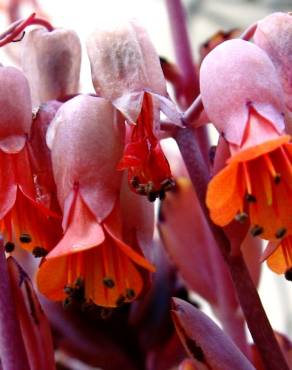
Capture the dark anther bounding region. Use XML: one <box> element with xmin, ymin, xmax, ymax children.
<box><xmin>147</xmin><ymin>192</ymin><xmax>157</xmax><ymax>202</ymax></box>
<box><xmin>234</xmin><ymin>212</ymin><xmax>248</xmax><ymax>223</ymax></box>
<box><xmin>19</xmin><ymin>233</ymin><xmax>32</xmax><ymax>243</ymax></box>
<box><xmin>74</xmin><ymin>277</ymin><xmax>84</xmax><ymax>290</ymax></box>
<box><xmin>64</xmin><ymin>285</ymin><xmax>74</xmax><ymax>295</ymax></box>
<box><xmin>285</xmin><ymin>268</ymin><xmax>292</xmax><ymax>281</ymax></box>
<box><xmin>275</xmin><ymin>227</ymin><xmax>287</xmax><ymax>239</ymax></box>
<box><xmin>159</xmin><ymin>56</ymin><xmax>168</xmax><ymax>65</ymax></box>
<box><xmin>130</xmin><ymin>176</ymin><xmax>140</xmax><ymax>189</ymax></box>
<box><xmin>159</xmin><ymin>190</ymin><xmax>166</xmax><ymax>200</ymax></box>
<box><xmin>245</xmin><ymin>193</ymin><xmax>256</xmax><ymax>203</ymax></box>
<box><xmin>209</xmin><ymin>145</ymin><xmax>217</xmax><ymax>165</ymax></box>
<box><xmin>125</xmin><ymin>288</ymin><xmax>136</xmax><ymax>300</ymax></box>
<box><xmin>102</xmin><ymin>277</ymin><xmax>115</xmax><ymax>289</ymax></box>
<box><xmin>4</xmin><ymin>241</ymin><xmax>15</xmax><ymax>253</ymax></box>
<box><xmin>116</xmin><ymin>295</ymin><xmax>126</xmax><ymax>307</ymax></box>
<box><xmin>250</xmin><ymin>225</ymin><xmax>264</xmax><ymax>237</ymax></box>
<box><xmin>63</xmin><ymin>297</ymin><xmax>72</xmax><ymax>309</ymax></box>
<box><xmin>100</xmin><ymin>308</ymin><xmax>113</xmax><ymax>320</ymax></box>
<box><xmin>274</xmin><ymin>174</ymin><xmax>281</xmax><ymax>184</ymax></box>
<box><xmin>136</xmin><ymin>186</ymin><xmax>147</xmax><ymax>196</ymax></box>
<box><xmin>32</xmin><ymin>246</ymin><xmax>48</xmax><ymax>258</ymax></box>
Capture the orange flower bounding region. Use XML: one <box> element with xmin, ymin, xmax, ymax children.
<box><xmin>38</xmin><ymin>94</ymin><xmax>155</xmax><ymax>307</ymax></box>
<box><xmin>200</xmin><ymin>40</ymin><xmax>292</xmax><ymax>240</ymax></box>
<box><xmin>37</xmin><ymin>189</ymin><xmax>155</xmax><ymax>307</ymax></box>
<box><xmin>0</xmin><ymin>67</ymin><xmax>61</xmax><ymax>254</ymax></box>
<box><xmin>118</xmin><ymin>92</ymin><xmax>174</xmax><ymax>201</ymax></box>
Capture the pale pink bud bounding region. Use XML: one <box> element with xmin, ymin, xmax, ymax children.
<box><xmin>200</xmin><ymin>39</ymin><xmax>285</xmax><ymax>146</ymax></box>
<box><xmin>22</xmin><ymin>28</ymin><xmax>81</xmax><ymax>107</ymax></box>
<box><xmin>254</xmin><ymin>12</ymin><xmax>292</xmax><ymax>112</ymax></box>
<box><xmin>0</xmin><ymin>66</ymin><xmax>32</xmax><ymax>153</ymax></box>
<box><xmin>86</xmin><ymin>19</ymin><xmax>167</xmax><ymax>122</ymax></box>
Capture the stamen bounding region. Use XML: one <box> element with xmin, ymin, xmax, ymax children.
<box><xmin>63</xmin><ymin>297</ymin><xmax>72</xmax><ymax>309</ymax></box>
<box><xmin>242</xmin><ymin>162</ymin><xmax>252</xmax><ymax>195</ymax></box>
<box><xmin>159</xmin><ymin>190</ymin><xmax>166</xmax><ymax>200</ymax></box>
<box><xmin>275</xmin><ymin>227</ymin><xmax>287</xmax><ymax>239</ymax></box>
<box><xmin>147</xmin><ymin>192</ymin><xmax>157</xmax><ymax>202</ymax></box>
<box><xmin>102</xmin><ymin>277</ymin><xmax>115</xmax><ymax>289</ymax></box>
<box><xmin>19</xmin><ymin>233</ymin><xmax>32</xmax><ymax>243</ymax></box>
<box><xmin>245</xmin><ymin>193</ymin><xmax>256</xmax><ymax>203</ymax></box>
<box><xmin>234</xmin><ymin>212</ymin><xmax>248</xmax><ymax>223</ymax></box>
<box><xmin>32</xmin><ymin>246</ymin><xmax>48</xmax><ymax>258</ymax></box>
<box><xmin>161</xmin><ymin>178</ymin><xmax>175</xmax><ymax>191</ymax></box>
<box><xmin>4</xmin><ymin>241</ymin><xmax>15</xmax><ymax>253</ymax></box>
<box><xmin>274</xmin><ymin>174</ymin><xmax>281</xmax><ymax>184</ymax></box>
<box><xmin>285</xmin><ymin>268</ymin><xmax>292</xmax><ymax>281</ymax></box>
<box><xmin>130</xmin><ymin>176</ymin><xmax>140</xmax><ymax>189</ymax></box>
<box><xmin>250</xmin><ymin>225</ymin><xmax>264</xmax><ymax>237</ymax></box>
<box><xmin>125</xmin><ymin>288</ymin><xmax>136</xmax><ymax>300</ymax></box>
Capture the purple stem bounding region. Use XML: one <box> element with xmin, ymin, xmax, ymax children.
<box><xmin>175</xmin><ymin>127</ymin><xmax>290</xmax><ymax>370</ymax></box>
<box><xmin>0</xmin><ymin>242</ymin><xmax>29</xmax><ymax>370</ymax></box>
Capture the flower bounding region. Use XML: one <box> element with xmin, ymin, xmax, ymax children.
<box><xmin>200</xmin><ymin>39</ymin><xmax>292</xmax><ymax>241</ymax></box>
<box><xmin>0</xmin><ymin>66</ymin><xmax>61</xmax><ymax>254</ymax></box>
<box><xmin>37</xmin><ymin>94</ymin><xmax>155</xmax><ymax>307</ymax></box>
<box><xmin>86</xmin><ymin>20</ymin><xmax>179</xmax><ymax>200</ymax></box>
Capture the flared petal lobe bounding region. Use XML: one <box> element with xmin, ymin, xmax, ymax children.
<box><xmin>200</xmin><ymin>39</ymin><xmax>285</xmax><ymax>146</ymax></box>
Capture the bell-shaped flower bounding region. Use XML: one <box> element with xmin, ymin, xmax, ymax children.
<box><xmin>86</xmin><ymin>20</ymin><xmax>179</xmax><ymax>201</ymax></box>
<box><xmin>37</xmin><ymin>94</ymin><xmax>155</xmax><ymax>308</ymax></box>
<box><xmin>200</xmin><ymin>39</ymin><xmax>292</xmax><ymax>241</ymax></box>
<box><xmin>22</xmin><ymin>27</ymin><xmax>81</xmax><ymax>107</ymax></box>
<box><xmin>254</xmin><ymin>13</ymin><xmax>292</xmax><ymax>113</ymax></box>
<box><xmin>0</xmin><ymin>66</ymin><xmax>61</xmax><ymax>254</ymax></box>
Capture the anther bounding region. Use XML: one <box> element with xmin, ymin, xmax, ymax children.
<box><xmin>274</xmin><ymin>174</ymin><xmax>281</xmax><ymax>184</ymax></box>
<box><xmin>275</xmin><ymin>227</ymin><xmax>287</xmax><ymax>239</ymax></box>
<box><xmin>285</xmin><ymin>268</ymin><xmax>292</xmax><ymax>281</ymax></box>
<box><xmin>64</xmin><ymin>285</ymin><xmax>73</xmax><ymax>295</ymax></box>
<box><xmin>4</xmin><ymin>241</ymin><xmax>15</xmax><ymax>253</ymax></box>
<box><xmin>32</xmin><ymin>246</ymin><xmax>48</xmax><ymax>258</ymax></box>
<box><xmin>74</xmin><ymin>277</ymin><xmax>84</xmax><ymax>290</ymax></box>
<box><xmin>102</xmin><ymin>277</ymin><xmax>115</xmax><ymax>289</ymax></box>
<box><xmin>234</xmin><ymin>212</ymin><xmax>248</xmax><ymax>223</ymax></box>
<box><xmin>125</xmin><ymin>288</ymin><xmax>136</xmax><ymax>300</ymax></box>
<box><xmin>116</xmin><ymin>295</ymin><xmax>126</xmax><ymax>307</ymax></box>
<box><xmin>63</xmin><ymin>297</ymin><xmax>72</xmax><ymax>309</ymax></box>
<box><xmin>245</xmin><ymin>194</ymin><xmax>256</xmax><ymax>203</ymax></box>
<box><xmin>130</xmin><ymin>176</ymin><xmax>140</xmax><ymax>189</ymax></box>
<box><xmin>19</xmin><ymin>233</ymin><xmax>32</xmax><ymax>243</ymax></box>
<box><xmin>147</xmin><ymin>192</ymin><xmax>157</xmax><ymax>202</ymax></box>
<box><xmin>159</xmin><ymin>190</ymin><xmax>166</xmax><ymax>200</ymax></box>
<box><xmin>250</xmin><ymin>225</ymin><xmax>264</xmax><ymax>237</ymax></box>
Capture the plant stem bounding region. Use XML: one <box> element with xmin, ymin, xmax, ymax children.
<box><xmin>175</xmin><ymin>127</ymin><xmax>290</xmax><ymax>370</ymax></box>
<box><xmin>0</xmin><ymin>242</ymin><xmax>29</xmax><ymax>370</ymax></box>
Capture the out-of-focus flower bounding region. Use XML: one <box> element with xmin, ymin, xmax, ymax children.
<box><xmin>86</xmin><ymin>20</ymin><xmax>180</xmax><ymax>201</ymax></box>
<box><xmin>37</xmin><ymin>95</ymin><xmax>155</xmax><ymax>308</ymax></box>
<box><xmin>0</xmin><ymin>66</ymin><xmax>61</xmax><ymax>254</ymax></box>
<box><xmin>200</xmin><ymin>39</ymin><xmax>292</xmax><ymax>241</ymax></box>
<box><xmin>21</xmin><ymin>27</ymin><xmax>81</xmax><ymax>107</ymax></box>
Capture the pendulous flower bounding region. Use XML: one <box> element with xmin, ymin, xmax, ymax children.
<box><xmin>37</xmin><ymin>95</ymin><xmax>155</xmax><ymax>308</ymax></box>
<box><xmin>200</xmin><ymin>39</ymin><xmax>292</xmax><ymax>241</ymax></box>
<box><xmin>86</xmin><ymin>20</ymin><xmax>179</xmax><ymax>201</ymax></box>
<box><xmin>0</xmin><ymin>66</ymin><xmax>61</xmax><ymax>254</ymax></box>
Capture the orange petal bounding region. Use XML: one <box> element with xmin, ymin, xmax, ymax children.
<box><xmin>47</xmin><ymin>191</ymin><xmax>104</xmax><ymax>258</ymax></box>
<box><xmin>265</xmin><ymin>236</ymin><xmax>292</xmax><ymax>274</ymax></box>
<box><xmin>206</xmin><ymin>162</ymin><xmax>243</xmax><ymax>226</ymax></box>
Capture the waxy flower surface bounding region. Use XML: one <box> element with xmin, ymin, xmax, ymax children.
<box><xmin>0</xmin><ymin>66</ymin><xmax>61</xmax><ymax>254</ymax></box>
<box><xmin>201</xmin><ymin>39</ymin><xmax>292</xmax><ymax>241</ymax></box>
<box><xmin>37</xmin><ymin>95</ymin><xmax>155</xmax><ymax>307</ymax></box>
<box><xmin>86</xmin><ymin>20</ymin><xmax>177</xmax><ymax>201</ymax></box>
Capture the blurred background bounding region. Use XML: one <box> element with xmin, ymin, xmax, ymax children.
<box><xmin>0</xmin><ymin>0</ymin><xmax>292</xmax><ymax>352</ymax></box>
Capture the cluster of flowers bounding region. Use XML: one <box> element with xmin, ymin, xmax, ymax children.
<box><xmin>0</xmin><ymin>15</ymin><xmax>181</xmax><ymax>308</ymax></box>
